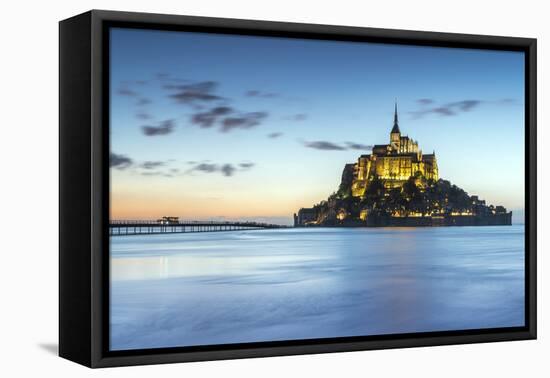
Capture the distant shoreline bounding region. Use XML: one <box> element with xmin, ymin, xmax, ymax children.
<box><xmin>296</xmin><ymin>212</ymin><xmax>512</xmax><ymax>228</ymax></box>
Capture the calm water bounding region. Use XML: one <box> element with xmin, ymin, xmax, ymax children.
<box><xmin>110</xmin><ymin>226</ymin><xmax>525</xmax><ymax>351</ymax></box>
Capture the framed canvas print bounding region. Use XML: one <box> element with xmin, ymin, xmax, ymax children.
<box><xmin>59</xmin><ymin>10</ymin><xmax>537</xmax><ymax>368</ymax></box>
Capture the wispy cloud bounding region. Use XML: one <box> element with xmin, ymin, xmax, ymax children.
<box><xmin>140</xmin><ymin>171</ymin><xmax>174</xmax><ymax>178</ymax></box>
<box><xmin>412</xmin><ymin>100</ymin><xmax>481</xmax><ymax>118</ymax></box>
<box><xmin>267</xmin><ymin>132</ymin><xmax>283</xmax><ymax>139</ymax></box>
<box><xmin>220</xmin><ymin>164</ymin><xmax>236</xmax><ymax>177</ymax></box>
<box><xmin>140</xmin><ymin>161</ymin><xmax>166</xmax><ymax>170</ymax></box>
<box><xmin>450</xmin><ymin>100</ymin><xmax>481</xmax><ymax>112</ymax></box>
<box><xmin>221</xmin><ymin>112</ymin><xmax>268</xmax><ymax>132</ymax></box>
<box><xmin>154</xmin><ymin>80</ymin><xmax>272</xmax><ymax>132</ymax></box>
<box><xmin>191</xmin><ymin>106</ymin><xmax>234</xmax><ymax>128</ymax></box>
<box><xmin>345</xmin><ymin>142</ymin><xmax>373</xmax><ymax>151</ymax></box>
<box><xmin>117</xmin><ymin>77</ymin><xmax>279</xmax><ymax>135</ymax></box>
<box><xmin>284</xmin><ymin>113</ymin><xmax>308</xmax><ymax>121</ymax></box>
<box><xmin>110</xmin><ymin>152</ymin><xmax>133</xmax><ymax>169</ymax></box>
<box><xmin>142</xmin><ymin>119</ymin><xmax>175</xmax><ymax>136</ymax></box>
<box><xmin>410</xmin><ymin>98</ymin><xmax>514</xmax><ymax>119</ymax></box>
<box><xmin>117</xmin><ymin>87</ymin><xmax>138</xmax><ymax>97</ymax></box>
<box><xmin>166</xmin><ymin>81</ymin><xmax>224</xmax><ymax>105</ymax></box>
<box><xmin>239</xmin><ymin>162</ymin><xmax>255</xmax><ymax>169</ymax></box>
<box><xmin>417</xmin><ymin>98</ymin><xmax>434</xmax><ymax>105</ymax></box>
<box><xmin>136</xmin><ymin>97</ymin><xmax>152</xmax><ymax>106</ymax></box>
<box><xmin>186</xmin><ymin>161</ymin><xmax>255</xmax><ymax>177</ymax></box>
<box><xmin>135</xmin><ymin>161</ymin><xmax>185</xmax><ymax>179</ymax></box>
<box><xmin>245</xmin><ymin>90</ymin><xmax>278</xmax><ymax>98</ymax></box>
<box><xmin>303</xmin><ymin>140</ymin><xmax>347</xmax><ymax>151</ymax></box>
<box><xmin>191</xmin><ymin>162</ymin><xmax>218</xmax><ymax>173</ymax></box>
<box><xmin>136</xmin><ymin>112</ymin><xmax>153</xmax><ymax>120</ymax></box>
<box><xmin>302</xmin><ymin>140</ymin><xmax>373</xmax><ymax>152</ymax></box>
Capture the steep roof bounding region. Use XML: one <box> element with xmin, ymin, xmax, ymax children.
<box><xmin>391</xmin><ymin>102</ymin><xmax>400</xmax><ymax>134</ymax></box>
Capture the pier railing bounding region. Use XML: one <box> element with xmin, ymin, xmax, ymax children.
<box><xmin>109</xmin><ymin>220</ymin><xmax>289</xmax><ymax>236</ymax></box>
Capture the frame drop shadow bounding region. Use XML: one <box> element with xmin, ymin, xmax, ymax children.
<box><xmin>38</xmin><ymin>343</ymin><xmax>58</xmax><ymax>355</ymax></box>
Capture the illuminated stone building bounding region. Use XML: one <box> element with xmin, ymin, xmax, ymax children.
<box><xmin>294</xmin><ymin>102</ymin><xmax>512</xmax><ymax>227</ymax></box>
<box><xmin>350</xmin><ymin>103</ymin><xmax>439</xmax><ymax>197</ymax></box>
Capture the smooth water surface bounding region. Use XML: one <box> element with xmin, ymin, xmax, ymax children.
<box><xmin>110</xmin><ymin>226</ymin><xmax>525</xmax><ymax>351</ymax></box>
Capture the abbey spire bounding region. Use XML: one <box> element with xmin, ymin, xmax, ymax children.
<box><xmin>390</xmin><ymin>101</ymin><xmax>402</xmax><ymax>151</ymax></box>
<box><xmin>391</xmin><ymin>101</ymin><xmax>400</xmax><ymax>134</ymax></box>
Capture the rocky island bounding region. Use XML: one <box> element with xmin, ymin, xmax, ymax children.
<box><xmin>294</xmin><ymin>103</ymin><xmax>512</xmax><ymax>227</ymax></box>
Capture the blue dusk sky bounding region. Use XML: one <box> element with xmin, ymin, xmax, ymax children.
<box><xmin>109</xmin><ymin>27</ymin><xmax>525</xmax><ymax>224</ymax></box>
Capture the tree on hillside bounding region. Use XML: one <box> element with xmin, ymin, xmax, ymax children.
<box><xmin>361</xmin><ymin>175</ymin><xmax>385</xmax><ymax>209</ymax></box>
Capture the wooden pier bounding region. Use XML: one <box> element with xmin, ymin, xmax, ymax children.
<box><xmin>109</xmin><ymin>220</ymin><xmax>288</xmax><ymax>236</ymax></box>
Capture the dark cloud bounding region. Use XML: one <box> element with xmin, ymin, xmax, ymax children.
<box><xmin>221</xmin><ymin>112</ymin><xmax>268</xmax><ymax>132</ymax></box>
<box><xmin>345</xmin><ymin>142</ymin><xmax>373</xmax><ymax>151</ymax></box>
<box><xmin>303</xmin><ymin>141</ymin><xmax>347</xmax><ymax>151</ymax></box>
<box><xmin>110</xmin><ymin>153</ymin><xmax>133</xmax><ymax>169</ymax></box>
<box><xmin>221</xmin><ymin>164</ymin><xmax>236</xmax><ymax>177</ymax></box>
<box><xmin>167</xmin><ymin>81</ymin><xmax>223</xmax><ymax>105</ymax></box>
<box><xmin>268</xmin><ymin>132</ymin><xmax>283</xmax><ymax>138</ymax></box>
<box><xmin>211</xmin><ymin>106</ymin><xmax>233</xmax><ymax>115</ymax></box>
<box><xmin>245</xmin><ymin>90</ymin><xmax>278</xmax><ymax>98</ymax></box>
<box><xmin>417</xmin><ymin>98</ymin><xmax>434</xmax><ymax>105</ymax></box>
<box><xmin>117</xmin><ymin>82</ymin><xmax>150</xmax><ymax>108</ymax></box>
<box><xmin>186</xmin><ymin>161</ymin><xmax>255</xmax><ymax>177</ymax></box>
<box><xmin>191</xmin><ymin>106</ymin><xmax>234</xmax><ymax>128</ymax></box>
<box><xmin>239</xmin><ymin>162</ymin><xmax>255</xmax><ymax>169</ymax></box>
<box><xmin>107</xmin><ymin>158</ymin><xmax>177</xmax><ymax>178</ymax></box>
<box><xmin>192</xmin><ymin>163</ymin><xmax>218</xmax><ymax>173</ymax></box>
<box><xmin>302</xmin><ymin>140</ymin><xmax>373</xmax><ymax>152</ymax></box>
<box><xmin>411</xmin><ymin>99</ymin><xmax>483</xmax><ymax>119</ymax></box>
<box><xmin>141</xmin><ymin>161</ymin><xmax>165</xmax><ymax>170</ymax></box>
<box><xmin>432</xmin><ymin>107</ymin><xmax>456</xmax><ymax>116</ymax></box>
<box><xmin>118</xmin><ymin>78</ymin><xmax>275</xmax><ymax>135</ymax></box>
<box><xmin>449</xmin><ymin>100</ymin><xmax>481</xmax><ymax>112</ymax></box>
<box><xmin>142</xmin><ymin>119</ymin><xmax>175</xmax><ymax>136</ymax></box>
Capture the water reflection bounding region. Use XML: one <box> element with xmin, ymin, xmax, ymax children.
<box><xmin>110</xmin><ymin>226</ymin><xmax>525</xmax><ymax>351</ymax></box>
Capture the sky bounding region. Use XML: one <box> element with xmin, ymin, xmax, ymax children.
<box><xmin>109</xmin><ymin>27</ymin><xmax>525</xmax><ymax>225</ymax></box>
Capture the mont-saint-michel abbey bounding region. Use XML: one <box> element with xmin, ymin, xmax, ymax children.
<box><xmin>350</xmin><ymin>104</ymin><xmax>438</xmax><ymax>196</ymax></box>
<box><xmin>295</xmin><ymin>103</ymin><xmax>512</xmax><ymax>227</ymax></box>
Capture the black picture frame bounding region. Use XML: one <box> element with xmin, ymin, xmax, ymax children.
<box><xmin>59</xmin><ymin>9</ymin><xmax>537</xmax><ymax>368</ymax></box>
